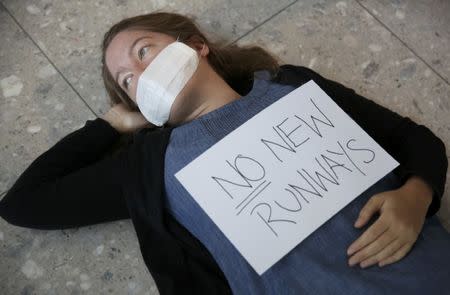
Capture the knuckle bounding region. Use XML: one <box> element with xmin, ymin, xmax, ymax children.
<box><xmin>368</xmin><ymin>196</ymin><xmax>379</xmax><ymax>205</ymax></box>
<box><xmin>386</xmin><ymin>230</ymin><xmax>397</xmax><ymax>240</ymax></box>
<box><xmin>359</xmin><ymin>210</ymin><xmax>369</xmax><ymax>219</ymax></box>
<box><xmin>360</xmin><ymin>206</ymin><xmax>374</xmax><ymax>217</ymax></box>
<box><xmin>375</xmin><ymin>252</ymin><xmax>387</xmax><ymax>262</ymax></box>
<box><xmin>362</xmin><ymin>258</ymin><xmax>374</xmax><ymax>266</ymax></box>
<box><xmin>359</xmin><ymin>250</ymin><xmax>371</xmax><ymax>261</ymax></box>
<box><xmin>371</xmin><ymin>194</ymin><xmax>380</xmax><ymax>200</ymax></box>
<box><xmin>392</xmin><ymin>254</ymin><xmax>402</xmax><ymax>262</ymax></box>
<box><xmin>386</xmin><ymin>256</ymin><xmax>396</xmax><ymax>264</ymax></box>
<box><xmin>353</xmin><ymin>253</ymin><xmax>362</xmax><ymax>261</ymax></box>
<box><xmin>377</xmin><ymin>218</ymin><xmax>388</xmax><ymax>228</ymax></box>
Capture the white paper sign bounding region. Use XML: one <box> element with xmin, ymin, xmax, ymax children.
<box><xmin>175</xmin><ymin>80</ymin><xmax>399</xmax><ymax>275</ymax></box>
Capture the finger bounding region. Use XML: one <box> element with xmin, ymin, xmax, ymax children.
<box><xmin>357</xmin><ymin>238</ymin><xmax>400</xmax><ymax>268</ymax></box>
<box><xmin>354</xmin><ymin>194</ymin><xmax>384</xmax><ymax>228</ymax></box>
<box><xmin>348</xmin><ymin>229</ymin><xmax>395</xmax><ymax>266</ymax></box>
<box><xmin>378</xmin><ymin>243</ymin><xmax>413</xmax><ymax>267</ymax></box>
<box><xmin>347</xmin><ymin>218</ymin><xmax>389</xmax><ymax>256</ymax></box>
<box><xmin>359</xmin><ymin>239</ymin><xmax>404</xmax><ymax>268</ymax></box>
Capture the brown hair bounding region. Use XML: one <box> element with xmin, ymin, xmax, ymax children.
<box><xmin>100</xmin><ymin>10</ymin><xmax>281</xmax><ymax>112</ymax></box>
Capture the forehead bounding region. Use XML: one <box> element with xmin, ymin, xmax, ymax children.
<box><xmin>105</xmin><ymin>30</ymin><xmax>175</xmax><ymax>72</ymax></box>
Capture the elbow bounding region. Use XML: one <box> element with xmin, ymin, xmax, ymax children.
<box><xmin>0</xmin><ymin>197</ymin><xmax>18</xmax><ymax>227</ymax></box>
<box><xmin>416</xmin><ymin>121</ymin><xmax>448</xmax><ymax>162</ymax></box>
<box><xmin>0</xmin><ymin>191</ymin><xmax>21</xmax><ymax>227</ymax></box>
<box><xmin>439</xmin><ymin>136</ymin><xmax>448</xmax><ymax>168</ymax></box>
<box><xmin>441</xmin><ymin>139</ymin><xmax>449</xmax><ymax>178</ymax></box>
<box><xmin>421</xmin><ymin>123</ymin><xmax>448</xmax><ymax>184</ymax></box>
<box><xmin>430</xmin><ymin>126</ymin><xmax>448</xmax><ymax>171</ymax></box>
<box><xmin>0</xmin><ymin>191</ymin><xmax>35</xmax><ymax>228</ymax></box>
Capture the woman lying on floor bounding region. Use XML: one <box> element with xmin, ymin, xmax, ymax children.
<box><xmin>1</xmin><ymin>11</ymin><xmax>449</xmax><ymax>295</ymax></box>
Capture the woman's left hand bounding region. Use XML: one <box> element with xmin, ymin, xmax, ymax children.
<box><xmin>346</xmin><ymin>175</ymin><xmax>433</xmax><ymax>268</ymax></box>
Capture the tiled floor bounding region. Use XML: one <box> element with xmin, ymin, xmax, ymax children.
<box><xmin>0</xmin><ymin>0</ymin><xmax>449</xmax><ymax>294</ymax></box>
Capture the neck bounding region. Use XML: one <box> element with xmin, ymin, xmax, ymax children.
<box><xmin>174</xmin><ymin>66</ymin><xmax>242</xmax><ymax>126</ymax></box>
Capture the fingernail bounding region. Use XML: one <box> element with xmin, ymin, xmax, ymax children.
<box><xmin>347</xmin><ymin>248</ymin><xmax>354</xmax><ymax>255</ymax></box>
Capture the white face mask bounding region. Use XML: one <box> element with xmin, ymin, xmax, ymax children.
<box><xmin>136</xmin><ymin>38</ymin><xmax>204</xmax><ymax>127</ymax></box>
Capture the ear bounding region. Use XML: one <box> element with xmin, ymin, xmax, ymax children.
<box><xmin>198</xmin><ymin>42</ymin><xmax>209</xmax><ymax>57</ymax></box>
<box><xmin>187</xmin><ymin>36</ymin><xmax>209</xmax><ymax>57</ymax></box>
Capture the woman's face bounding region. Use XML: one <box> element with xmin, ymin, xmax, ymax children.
<box><xmin>104</xmin><ymin>29</ymin><xmax>204</xmax><ymax>105</ymax></box>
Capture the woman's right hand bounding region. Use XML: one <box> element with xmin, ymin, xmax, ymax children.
<box><xmin>101</xmin><ymin>103</ymin><xmax>155</xmax><ymax>134</ymax></box>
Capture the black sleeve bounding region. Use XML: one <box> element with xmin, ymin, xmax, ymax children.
<box><xmin>287</xmin><ymin>65</ymin><xmax>448</xmax><ymax>218</ymax></box>
<box><xmin>0</xmin><ymin>117</ymin><xmax>131</xmax><ymax>230</ymax></box>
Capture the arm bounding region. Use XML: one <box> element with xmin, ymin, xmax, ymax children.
<box><xmin>0</xmin><ymin>117</ymin><xmax>131</xmax><ymax>230</ymax></box>
<box><xmin>280</xmin><ymin>64</ymin><xmax>448</xmax><ymax>218</ymax></box>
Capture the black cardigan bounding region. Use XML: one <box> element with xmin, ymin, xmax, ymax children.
<box><xmin>0</xmin><ymin>64</ymin><xmax>448</xmax><ymax>295</ymax></box>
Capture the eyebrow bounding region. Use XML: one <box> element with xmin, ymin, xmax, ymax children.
<box><xmin>114</xmin><ymin>35</ymin><xmax>153</xmax><ymax>85</ymax></box>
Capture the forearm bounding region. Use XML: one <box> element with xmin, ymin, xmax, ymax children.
<box><xmin>0</xmin><ymin>117</ymin><xmax>129</xmax><ymax>229</ymax></box>
<box><xmin>5</xmin><ymin>117</ymin><xmax>120</xmax><ymax>196</ymax></box>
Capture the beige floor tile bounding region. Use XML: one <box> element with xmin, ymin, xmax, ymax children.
<box><xmin>358</xmin><ymin>0</ymin><xmax>450</xmax><ymax>82</ymax></box>
<box><xmin>0</xmin><ymin>8</ymin><xmax>94</xmax><ymax>193</ymax></box>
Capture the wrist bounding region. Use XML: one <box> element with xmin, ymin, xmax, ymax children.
<box><xmin>101</xmin><ymin>111</ymin><xmax>124</xmax><ymax>133</ymax></box>
<box><xmin>401</xmin><ymin>175</ymin><xmax>433</xmax><ymax>207</ymax></box>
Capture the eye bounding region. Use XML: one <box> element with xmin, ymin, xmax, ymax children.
<box><xmin>122</xmin><ymin>75</ymin><xmax>132</xmax><ymax>90</ymax></box>
<box><xmin>138</xmin><ymin>46</ymin><xmax>150</xmax><ymax>60</ymax></box>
